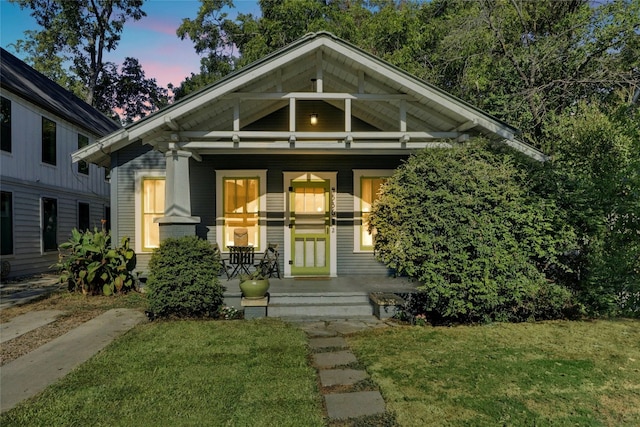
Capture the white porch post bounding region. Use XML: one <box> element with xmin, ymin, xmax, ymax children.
<box><xmin>156</xmin><ymin>143</ymin><xmax>200</xmax><ymax>240</ymax></box>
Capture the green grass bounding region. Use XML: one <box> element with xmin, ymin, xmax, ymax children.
<box><xmin>1</xmin><ymin>319</ymin><xmax>325</xmax><ymax>427</ymax></box>
<box><xmin>348</xmin><ymin>319</ymin><xmax>640</xmax><ymax>427</ymax></box>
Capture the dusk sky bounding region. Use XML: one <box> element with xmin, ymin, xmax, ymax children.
<box><xmin>0</xmin><ymin>0</ymin><xmax>261</xmax><ymax>89</ymax></box>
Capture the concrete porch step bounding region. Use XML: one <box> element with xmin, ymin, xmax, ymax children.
<box><xmin>268</xmin><ymin>302</ymin><xmax>373</xmax><ymax>318</ymax></box>
<box><xmin>271</xmin><ymin>292</ymin><xmax>370</xmax><ymax>305</ymax></box>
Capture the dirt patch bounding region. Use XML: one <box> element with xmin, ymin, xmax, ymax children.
<box><xmin>1</xmin><ymin>289</ymin><xmax>146</xmax><ymax>366</ymax></box>
<box><xmin>1</xmin><ymin>309</ymin><xmax>102</xmax><ymax>366</ymax></box>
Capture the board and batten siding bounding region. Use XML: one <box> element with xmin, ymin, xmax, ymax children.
<box><xmin>0</xmin><ymin>91</ymin><xmax>110</xmax><ymax>196</ymax></box>
<box><xmin>0</xmin><ymin>91</ymin><xmax>111</xmax><ymax>278</ymax></box>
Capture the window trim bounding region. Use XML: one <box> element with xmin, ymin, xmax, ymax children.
<box><xmin>1</xmin><ymin>191</ymin><xmax>14</xmax><ymax>256</ymax></box>
<box><xmin>215</xmin><ymin>170</ymin><xmax>267</xmax><ymax>252</ymax></box>
<box><xmin>134</xmin><ymin>170</ymin><xmax>165</xmax><ymax>253</ymax></box>
<box><xmin>41</xmin><ymin>117</ymin><xmax>57</xmax><ymax>166</ymax></box>
<box><xmin>353</xmin><ymin>170</ymin><xmax>393</xmax><ymax>253</ymax></box>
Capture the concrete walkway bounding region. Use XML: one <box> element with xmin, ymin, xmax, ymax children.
<box><xmin>1</xmin><ymin>308</ymin><xmax>146</xmax><ymax>413</ymax></box>
<box><xmin>294</xmin><ymin>318</ymin><xmax>392</xmax><ymax>422</ymax></box>
<box><xmin>1</xmin><ymin>310</ymin><xmax>64</xmax><ymax>343</ymax></box>
<box><xmin>0</xmin><ymin>274</ymin><xmax>61</xmax><ymax>309</ymax></box>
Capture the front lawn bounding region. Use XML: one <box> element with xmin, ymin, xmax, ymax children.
<box><xmin>1</xmin><ymin>319</ymin><xmax>325</xmax><ymax>427</ymax></box>
<box><xmin>349</xmin><ymin>319</ymin><xmax>640</xmax><ymax>426</ymax></box>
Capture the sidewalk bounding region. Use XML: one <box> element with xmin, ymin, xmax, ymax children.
<box><xmin>1</xmin><ymin>308</ymin><xmax>146</xmax><ymax>412</ymax></box>
<box><xmin>0</xmin><ymin>274</ymin><xmax>62</xmax><ymax>310</ymax></box>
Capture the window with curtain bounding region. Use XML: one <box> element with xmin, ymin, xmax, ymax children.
<box><xmin>360</xmin><ymin>177</ymin><xmax>387</xmax><ymax>249</ymax></box>
<box><xmin>223</xmin><ymin>177</ymin><xmax>259</xmax><ymax>248</ymax></box>
<box><xmin>142</xmin><ymin>178</ymin><xmax>165</xmax><ymax>251</ymax></box>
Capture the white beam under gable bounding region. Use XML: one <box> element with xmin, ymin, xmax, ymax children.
<box><xmin>126</xmin><ymin>37</ymin><xmax>329</xmax><ymax>142</ymax></box>
<box><xmin>80</xmin><ymin>32</ymin><xmax>546</xmax><ymax>164</ymax></box>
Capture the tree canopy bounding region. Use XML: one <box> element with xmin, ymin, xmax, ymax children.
<box><xmin>11</xmin><ymin>0</ymin><xmax>168</xmax><ymax>123</ymax></box>
<box><xmin>175</xmin><ymin>0</ymin><xmax>639</xmax><ymax>149</ymax></box>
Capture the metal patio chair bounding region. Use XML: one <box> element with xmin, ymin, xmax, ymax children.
<box><xmin>255</xmin><ymin>243</ymin><xmax>281</xmax><ymax>279</ymax></box>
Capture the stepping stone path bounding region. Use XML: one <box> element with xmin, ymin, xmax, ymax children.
<box><xmin>299</xmin><ymin>319</ymin><xmax>389</xmax><ymax>422</ymax></box>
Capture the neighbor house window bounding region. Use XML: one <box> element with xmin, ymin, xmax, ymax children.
<box><xmin>42</xmin><ymin>117</ymin><xmax>56</xmax><ymax>165</ymax></box>
<box><xmin>223</xmin><ymin>177</ymin><xmax>260</xmax><ymax>248</ymax></box>
<box><xmin>142</xmin><ymin>177</ymin><xmax>165</xmax><ymax>251</ymax></box>
<box><xmin>1</xmin><ymin>191</ymin><xmax>13</xmax><ymax>255</ymax></box>
<box><xmin>78</xmin><ymin>134</ymin><xmax>89</xmax><ymax>175</ymax></box>
<box><xmin>1</xmin><ymin>96</ymin><xmax>11</xmax><ymax>153</ymax></box>
<box><xmin>78</xmin><ymin>202</ymin><xmax>90</xmax><ymax>231</ymax></box>
<box><xmin>353</xmin><ymin>170</ymin><xmax>392</xmax><ymax>252</ymax></box>
<box><xmin>42</xmin><ymin>197</ymin><xmax>57</xmax><ymax>251</ymax></box>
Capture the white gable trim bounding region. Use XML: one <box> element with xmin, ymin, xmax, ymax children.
<box><xmin>74</xmin><ymin>32</ymin><xmax>547</xmax><ymax>165</ymax></box>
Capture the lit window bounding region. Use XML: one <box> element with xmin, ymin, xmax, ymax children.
<box><xmin>42</xmin><ymin>117</ymin><xmax>56</xmax><ymax>165</ymax></box>
<box><xmin>78</xmin><ymin>134</ymin><xmax>89</xmax><ymax>175</ymax></box>
<box><xmin>42</xmin><ymin>197</ymin><xmax>57</xmax><ymax>251</ymax></box>
<box><xmin>361</xmin><ymin>177</ymin><xmax>386</xmax><ymax>249</ymax></box>
<box><xmin>1</xmin><ymin>96</ymin><xmax>11</xmax><ymax>153</ymax></box>
<box><xmin>223</xmin><ymin>177</ymin><xmax>260</xmax><ymax>248</ymax></box>
<box><xmin>142</xmin><ymin>178</ymin><xmax>165</xmax><ymax>251</ymax></box>
<box><xmin>354</xmin><ymin>170</ymin><xmax>392</xmax><ymax>252</ymax></box>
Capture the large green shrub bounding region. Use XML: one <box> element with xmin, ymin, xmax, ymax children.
<box><xmin>547</xmin><ymin>103</ymin><xmax>640</xmax><ymax>317</ymax></box>
<box><xmin>370</xmin><ymin>142</ymin><xmax>577</xmax><ymax>324</ymax></box>
<box><xmin>146</xmin><ymin>236</ymin><xmax>225</xmax><ymax>319</ymax></box>
<box><xmin>54</xmin><ymin>228</ymin><xmax>137</xmax><ymax>295</ymax></box>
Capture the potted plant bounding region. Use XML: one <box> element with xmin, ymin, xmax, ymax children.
<box><xmin>238</xmin><ymin>269</ymin><xmax>270</xmax><ymax>299</ymax></box>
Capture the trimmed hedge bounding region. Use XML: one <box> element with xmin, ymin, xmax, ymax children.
<box><xmin>146</xmin><ymin>236</ymin><xmax>225</xmax><ymax>318</ymax></box>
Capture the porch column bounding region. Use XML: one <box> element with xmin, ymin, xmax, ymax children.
<box><xmin>156</xmin><ymin>144</ymin><xmax>200</xmax><ymax>240</ymax></box>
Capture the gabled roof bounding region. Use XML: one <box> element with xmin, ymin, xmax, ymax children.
<box><xmin>74</xmin><ymin>32</ymin><xmax>546</xmax><ymax>166</ymax></box>
<box><xmin>0</xmin><ymin>48</ymin><xmax>121</xmax><ymax>137</ymax></box>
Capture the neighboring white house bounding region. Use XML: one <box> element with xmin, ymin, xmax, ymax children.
<box><xmin>1</xmin><ymin>48</ymin><xmax>121</xmax><ymax>279</ymax></box>
<box><xmin>74</xmin><ymin>32</ymin><xmax>545</xmax><ymax>281</ymax></box>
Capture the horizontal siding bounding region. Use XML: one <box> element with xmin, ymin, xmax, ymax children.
<box><xmin>1</xmin><ymin>180</ymin><xmax>109</xmax><ymax>278</ymax></box>
<box><xmin>113</xmin><ymin>142</ymin><xmax>165</xmax><ymax>256</ymax></box>
<box><xmin>114</xmin><ymin>152</ymin><xmax>405</xmax><ymax>277</ymax></box>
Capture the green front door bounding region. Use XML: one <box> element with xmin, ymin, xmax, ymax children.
<box><xmin>290</xmin><ymin>180</ymin><xmax>330</xmax><ymax>276</ymax></box>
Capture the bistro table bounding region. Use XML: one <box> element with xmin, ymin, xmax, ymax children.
<box><xmin>226</xmin><ymin>246</ymin><xmax>255</xmax><ymax>279</ymax></box>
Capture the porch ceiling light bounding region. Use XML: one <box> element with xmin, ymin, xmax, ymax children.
<box><xmin>310</xmin><ymin>113</ymin><xmax>318</xmax><ymax>126</ymax></box>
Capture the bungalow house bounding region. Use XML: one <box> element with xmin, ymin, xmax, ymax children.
<box><xmin>1</xmin><ymin>48</ymin><xmax>120</xmax><ymax>279</ymax></box>
<box><xmin>73</xmin><ymin>32</ymin><xmax>544</xmax><ymax>282</ymax></box>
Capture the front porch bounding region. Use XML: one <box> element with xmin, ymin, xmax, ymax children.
<box><xmin>223</xmin><ymin>275</ymin><xmax>417</xmax><ymax>319</ymax></box>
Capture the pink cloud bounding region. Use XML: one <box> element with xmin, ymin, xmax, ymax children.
<box><xmin>142</xmin><ymin>59</ymin><xmax>199</xmax><ymax>87</ymax></box>
<box><xmin>129</xmin><ymin>16</ymin><xmax>180</xmax><ymax>37</ymax></box>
